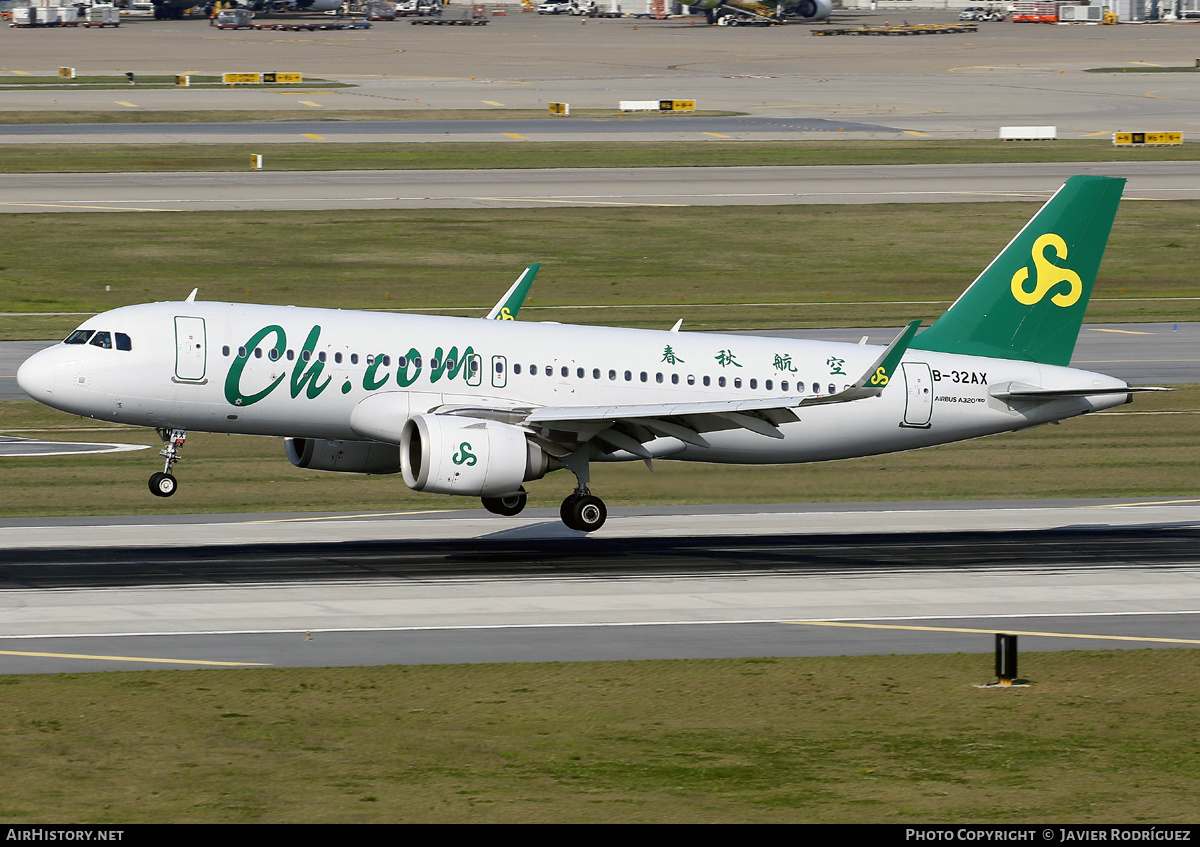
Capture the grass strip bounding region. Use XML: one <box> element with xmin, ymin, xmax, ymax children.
<box><xmin>1</xmin><ymin>202</ymin><xmax>1198</xmax><ymax>340</ymax></box>
<box><xmin>0</xmin><ymin>139</ymin><xmax>1194</xmax><ymax>173</ymax></box>
<box><xmin>2</xmin><ymin>385</ymin><xmax>1197</xmax><ymax>517</ymax></box>
<box><xmin>1</xmin><ymin>651</ymin><xmax>1198</xmax><ymax>822</ymax></box>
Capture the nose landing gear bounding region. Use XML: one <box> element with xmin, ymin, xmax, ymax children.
<box><xmin>149</xmin><ymin>427</ymin><xmax>187</xmax><ymax>498</ymax></box>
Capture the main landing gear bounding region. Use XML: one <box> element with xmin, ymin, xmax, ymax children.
<box><xmin>560</xmin><ymin>490</ymin><xmax>607</xmax><ymax>532</ymax></box>
<box><xmin>481</xmin><ymin>487</ymin><xmax>528</xmax><ymax>517</ymax></box>
<box><xmin>477</xmin><ymin>458</ymin><xmax>609</xmax><ymax>532</ymax></box>
<box><xmin>149</xmin><ymin>427</ymin><xmax>186</xmax><ymax>498</ymax></box>
<box><xmin>559</xmin><ymin>451</ymin><xmax>606</xmax><ymax>532</ymax></box>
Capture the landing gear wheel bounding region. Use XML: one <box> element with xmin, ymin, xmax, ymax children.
<box><xmin>148</xmin><ymin>472</ymin><xmax>177</xmax><ymax>498</ymax></box>
<box><xmin>560</xmin><ymin>492</ymin><xmax>581</xmax><ymax>526</ymax></box>
<box><xmin>482</xmin><ymin>487</ymin><xmax>527</xmax><ymax>517</ymax></box>
<box><xmin>564</xmin><ymin>494</ymin><xmax>606</xmax><ymax>532</ymax></box>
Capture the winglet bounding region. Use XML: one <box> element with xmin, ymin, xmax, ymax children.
<box><xmin>185</xmin><ymin>288</ymin><xmax>198</xmax><ymax>303</ymax></box>
<box><xmin>485</xmin><ymin>263</ymin><xmax>540</xmax><ymax>321</ymax></box>
<box><xmin>797</xmin><ymin>321</ymin><xmax>921</xmax><ymax>407</ymax></box>
<box><xmin>853</xmin><ymin>320</ymin><xmax>921</xmax><ymax>393</ymax></box>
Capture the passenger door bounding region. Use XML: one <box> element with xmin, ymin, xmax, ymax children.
<box><xmin>174</xmin><ymin>316</ymin><xmax>207</xmax><ymax>382</ymax></box>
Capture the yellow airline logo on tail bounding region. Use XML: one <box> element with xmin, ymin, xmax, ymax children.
<box><xmin>1010</xmin><ymin>233</ymin><xmax>1083</xmax><ymax>308</ymax></box>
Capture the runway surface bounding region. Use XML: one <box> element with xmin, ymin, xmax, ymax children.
<box><xmin>4</xmin><ymin>161</ymin><xmax>1200</xmax><ymax>213</ymax></box>
<box><xmin>2</xmin><ymin>501</ymin><xmax>1200</xmax><ymax>673</ymax></box>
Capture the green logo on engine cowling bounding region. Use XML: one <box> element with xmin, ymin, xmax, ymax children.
<box><xmin>225</xmin><ymin>324</ymin><xmax>475</xmax><ymax>407</ymax></box>
<box><xmin>451</xmin><ymin>442</ymin><xmax>476</xmax><ymax>466</ymax></box>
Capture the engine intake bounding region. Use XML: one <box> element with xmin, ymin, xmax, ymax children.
<box><xmin>285</xmin><ymin>437</ymin><xmax>401</xmax><ymax>474</ymax></box>
<box><xmin>400</xmin><ymin>414</ymin><xmax>556</xmax><ymax>496</ymax></box>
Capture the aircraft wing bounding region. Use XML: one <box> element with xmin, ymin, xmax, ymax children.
<box><xmin>506</xmin><ymin>321</ymin><xmax>922</xmax><ymax>458</ymax></box>
<box><xmin>484</xmin><ymin>263</ymin><xmax>539</xmax><ymax>321</ymax></box>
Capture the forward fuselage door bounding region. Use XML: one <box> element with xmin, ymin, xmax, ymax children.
<box><xmin>901</xmin><ymin>362</ymin><xmax>933</xmax><ymax>428</ymax></box>
<box><xmin>174</xmin><ymin>316</ymin><xmax>207</xmax><ymax>382</ymax></box>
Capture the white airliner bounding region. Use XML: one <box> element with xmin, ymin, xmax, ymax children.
<box><xmin>18</xmin><ymin>176</ymin><xmax>1155</xmax><ymax>532</ymax></box>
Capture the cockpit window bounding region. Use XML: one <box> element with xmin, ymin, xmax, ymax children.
<box><xmin>89</xmin><ymin>331</ymin><xmax>113</xmax><ymax>349</ymax></box>
<box><xmin>115</xmin><ymin>333</ymin><xmax>132</xmax><ymax>351</ymax></box>
<box><xmin>64</xmin><ymin>330</ymin><xmax>94</xmax><ymax>345</ymax></box>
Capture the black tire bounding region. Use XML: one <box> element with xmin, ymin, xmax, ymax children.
<box><xmin>568</xmin><ymin>494</ymin><xmax>606</xmax><ymax>532</ymax></box>
<box><xmin>560</xmin><ymin>493</ymin><xmax>581</xmax><ymax>528</ymax></box>
<box><xmin>482</xmin><ymin>487</ymin><xmax>527</xmax><ymax>517</ymax></box>
<box><xmin>149</xmin><ymin>472</ymin><xmax>177</xmax><ymax>498</ymax></box>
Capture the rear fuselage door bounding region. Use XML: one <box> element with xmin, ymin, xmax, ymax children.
<box><xmin>174</xmin><ymin>316</ymin><xmax>207</xmax><ymax>382</ymax></box>
<box><xmin>901</xmin><ymin>362</ymin><xmax>933</xmax><ymax>428</ymax></box>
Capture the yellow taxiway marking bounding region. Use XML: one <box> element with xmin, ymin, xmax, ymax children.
<box><xmin>704</xmin><ymin>132</ymin><xmax>732</xmax><ymax>138</ymax></box>
<box><xmin>1089</xmin><ymin>327</ymin><xmax>1152</xmax><ymax>335</ymax></box>
<box><xmin>1088</xmin><ymin>498</ymin><xmax>1200</xmax><ymax>508</ymax></box>
<box><xmin>0</xmin><ymin>202</ymin><xmax>178</xmax><ymax>212</ymax></box>
<box><xmin>503</xmin><ymin>132</ymin><xmax>528</xmax><ymax>140</ymax></box>
<box><xmin>1083</xmin><ymin>131</ymin><xmax>1114</xmax><ymax>137</ymax></box>
<box><xmin>244</xmin><ymin>510</ymin><xmax>453</xmax><ymax>524</ymax></box>
<box><xmin>11</xmin><ymin>71</ymin><xmax>32</xmax><ymax>76</ymax></box>
<box><xmin>788</xmin><ymin>621</ymin><xmax>1200</xmax><ymax>645</ymax></box>
<box><xmin>903</xmin><ymin>130</ymin><xmax>930</xmax><ymax>137</ymax></box>
<box><xmin>298</xmin><ymin>100</ymin><xmax>322</xmax><ymax>107</ymax></box>
<box><xmin>114</xmin><ymin>101</ymin><xmax>138</xmax><ymax>108</ymax></box>
<box><xmin>476</xmin><ymin>197</ymin><xmax>685</xmax><ymax>207</ymax></box>
<box><xmin>482</xmin><ymin>100</ymin><xmax>505</xmax><ymax>106</ymax></box>
<box><xmin>302</xmin><ymin>133</ymin><xmax>326</xmax><ymax>140</ymax></box>
<box><xmin>0</xmin><ymin>650</ymin><xmax>267</xmax><ymax>667</ymax></box>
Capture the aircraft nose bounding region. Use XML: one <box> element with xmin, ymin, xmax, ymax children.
<box><xmin>16</xmin><ymin>348</ymin><xmax>57</xmax><ymax>399</ymax></box>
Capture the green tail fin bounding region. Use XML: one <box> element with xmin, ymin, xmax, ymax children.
<box><xmin>911</xmin><ymin>175</ymin><xmax>1125</xmax><ymax>367</ymax></box>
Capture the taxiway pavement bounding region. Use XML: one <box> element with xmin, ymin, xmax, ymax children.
<box><xmin>3</xmin><ymin>162</ymin><xmax>1200</xmax><ymax>213</ymax></box>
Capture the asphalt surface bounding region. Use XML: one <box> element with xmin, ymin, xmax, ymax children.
<box><xmin>2</xmin><ymin>504</ymin><xmax>1200</xmax><ymax>673</ymax></box>
<box><xmin>4</xmin><ymin>161</ymin><xmax>1200</xmax><ymax>212</ymax></box>
<box><xmin>3</xmin><ymin>15</ymin><xmax>1200</xmax><ymax>139</ymax></box>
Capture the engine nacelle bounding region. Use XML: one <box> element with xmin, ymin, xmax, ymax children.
<box><xmin>400</xmin><ymin>415</ymin><xmax>556</xmax><ymax>497</ymax></box>
<box><xmin>285</xmin><ymin>437</ymin><xmax>401</xmax><ymax>474</ymax></box>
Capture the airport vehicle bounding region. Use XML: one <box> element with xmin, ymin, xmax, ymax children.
<box><xmin>214</xmin><ymin>7</ymin><xmax>253</xmax><ymax>26</ymax></box>
<box><xmin>685</xmin><ymin>0</ymin><xmax>832</xmax><ymax>24</ymax></box>
<box><xmin>364</xmin><ymin>0</ymin><xmax>395</xmax><ymax>18</ymax></box>
<box><xmin>394</xmin><ymin>0</ymin><xmax>442</xmax><ymax>15</ymax></box>
<box><xmin>537</xmin><ymin>0</ymin><xmax>571</xmax><ymax>12</ymax></box>
<box><xmin>151</xmin><ymin>0</ymin><xmax>343</xmax><ymax>20</ymax></box>
<box><xmin>959</xmin><ymin>5</ymin><xmax>1005</xmax><ymax>20</ymax></box>
<box><xmin>18</xmin><ymin>177</ymin><xmax>1153</xmax><ymax>533</ymax></box>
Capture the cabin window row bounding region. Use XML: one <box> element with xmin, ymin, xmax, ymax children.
<box><xmin>506</xmin><ymin>362</ymin><xmax>838</xmax><ymax>395</ymax></box>
<box><xmin>220</xmin><ymin>346</ymin><xmax>478</xmax><ymax>374</ymax></box>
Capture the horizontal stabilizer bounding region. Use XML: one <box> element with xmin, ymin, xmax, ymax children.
<box><xmin>989</xmin><ymin>382</ymin><xmax>1170</xmax><ymax>401</ymax></box>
